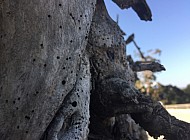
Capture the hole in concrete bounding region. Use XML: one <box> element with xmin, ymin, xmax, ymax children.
<box><xmin>57</xmin><ymin>56</ymin><xmax>60</xmax><ymax>59</ymax></box>
<box><xmin>48</xmin><ymin>15</ymin><xmax>51</xmax><ymax>18</ymax></box>
<box><xmin>59</xmin><ymin>4</ymin><xmax>62</xmax><ymax>6</ymax></box>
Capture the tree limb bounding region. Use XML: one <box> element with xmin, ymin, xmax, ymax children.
<box><xmin>132</xmin><ymin>61</ymin><xmax>166</xmax><ymax>72</ymax></box>
<box><xmin>112</xmin><ymin>0</ymin><xmax>152</xmax><ymax>21</ymax></box>
<box><xmin>88</xmin><ymin>1</ymin><xmax>190</xmax><ymax>140</ymax></box>
<box><xmin>95</xmin><ymin>77</ymin><xmax>190</xmax><ymax>139</ymax></box>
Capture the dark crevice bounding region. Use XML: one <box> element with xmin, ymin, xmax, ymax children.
<box><xmin>62</xmin><ymin>80</ymin><xmax>66</xmax><ymax>85</ymax></box>
<box><xmin>72</xmin><ymin>101</ymin><xmax>77</xmax><ymax>107</ymax></box>
<box><xmin>25</xmin><ymin>116</ymin><xmax>30</xmax><ymax>120</ymax></box>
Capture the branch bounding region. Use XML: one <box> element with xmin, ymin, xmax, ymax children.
<box><xmin>131</xmin><ymin>104</ymin><xmax>190</xmax><ymax>139</ymax></box>
<box><xmin>112</xmin><ymin>0</ymin><xmax>152</xmax><ymax>21</ymax></box>
<box><xmin>93</xmin><ymin>77</ymin><xmax>190</xmax><ymax>140</ymax></box>
<box><xmin>132</xmin><ymin>61</ymin><xmax>166</xmax><ymax>72</ymax></box>
<box><xmin>132</xmin><ymin>40</ymin><xmax>146</xmax><ymax>60</ymax></box>
<box><xmin>127</xmin><ymin>55</ymin><xmax>165</xmax><ymax>72</ymax></box>
<box><xmin>126</xmin><ymin>34</ymin><xmax>146</xmax><ymax>60</ymax></box>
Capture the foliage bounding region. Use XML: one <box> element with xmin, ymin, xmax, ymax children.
<box><xmin>157</xmin><ymin>84</ymin><xmax>190</xmax><ymax>104</ymax></box>
<box><xmin>136</xmin><ymin>82</ymin><xmax>190</xmax><ymax>104</ymax></box>
<box><xmin>129</xmin><ymin>41</ymin><xmax>190</xmax><ymax>105</ymax></box>
<box><xmin>133</xmin><ymin>47</ymin><xmax>162</xmax><ymax>97</ymax></box>
<box><xmin>183</xmin><ymin>84</ymin><xmax>190</xmax><ymax>94</ymax></box>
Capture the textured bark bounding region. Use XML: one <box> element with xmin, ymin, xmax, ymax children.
<box><xmin>88</xmin><ymin>0</ymin><xmax>190</xmax><ymax>140</ymax></box>
<box><xmin>1</xmin><ymin>0</ymin><xmax>190</xmax><ymax>140</ymax></box>
<box><xmin>131</xmin><ymin>103</ymin><xmax>190</xmax><ymax>140</ymax></box>
<box><xmin>112</xmin><ymin>0</ymin><xmax>152</xmax><ymax>21</ymax></box>
<box><xmin>42</xmin><ymin>54</ymin><xmax>91</xmax><ymax>140</ymax></box>
<box><xmin>0</xmin><ymin>0</ymin><xmax>96</xmax><ymax>139</ymax></box>
<box><xmin>87</xmin><ymin>0</ymin><xmax>146</xmax><ymax>139</ymax></box>
<box><xmin>130</xmin><ymin>61</ymin><xmax>166</xmax><ymax>72</ymax></box>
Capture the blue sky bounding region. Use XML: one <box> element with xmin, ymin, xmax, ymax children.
<box><xmin>105</xmin><ymin>0</ymin><xmax>190</xmax><ymax>88</ymax></box>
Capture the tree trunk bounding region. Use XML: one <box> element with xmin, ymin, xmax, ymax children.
<box><xmin>0</xmin><ymin>0</ymin><xmax>96</xmax><ymax>139</ymax></box>
<box><xmin>1</xmin><ymin>0</ymin><xmax>190</xmax><ymax>140</ymax></box>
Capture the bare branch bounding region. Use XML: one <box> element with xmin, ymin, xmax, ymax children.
<box><xmin>98</xmin><ymin>78</ymin><xmax>190</xmax><ymax>140</ymax></box>
<box><xmin>126</xmin><ymin>34</ymin><xmax>146</xmax><ymax>60</ymax></box>
<box><xmin>132</xmin><ymin>61</ymin><xmax>166</xmax><ymax>72</ymax></box>
<box><xmin>112</xmin><ymin>0</ymin><xmax>152</xmax><ymax>21</ymax></box>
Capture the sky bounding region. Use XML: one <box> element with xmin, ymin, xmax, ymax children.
<box><xmin>105</xmin><ymin>0</ymin><xmax>190</xmax><ymax>88</ymax></box>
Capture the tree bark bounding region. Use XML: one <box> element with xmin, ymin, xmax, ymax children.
<box><xmin>88</xmin><ymin>0</ymin><xmax>190</xmax><ymax>140</ymax></box>
<box><xmin>1</xmin><ymin>0</ymin><xmax>190</xmax><ymax>140</ymax></box>
<box><xmin>0</xmin><ymin>0</ymin><xmax>96</xmax><ymax>139</ymax></box>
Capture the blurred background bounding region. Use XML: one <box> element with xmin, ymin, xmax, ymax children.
<box><xmin>105</xmin><ymin>0</ymin><xmax>190</xmax><ymax>139</ymax></box>
<box><xmin>105</xmin><ymin>0</ymin><xmax>190</xmax><ymax>103</ymax></box>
